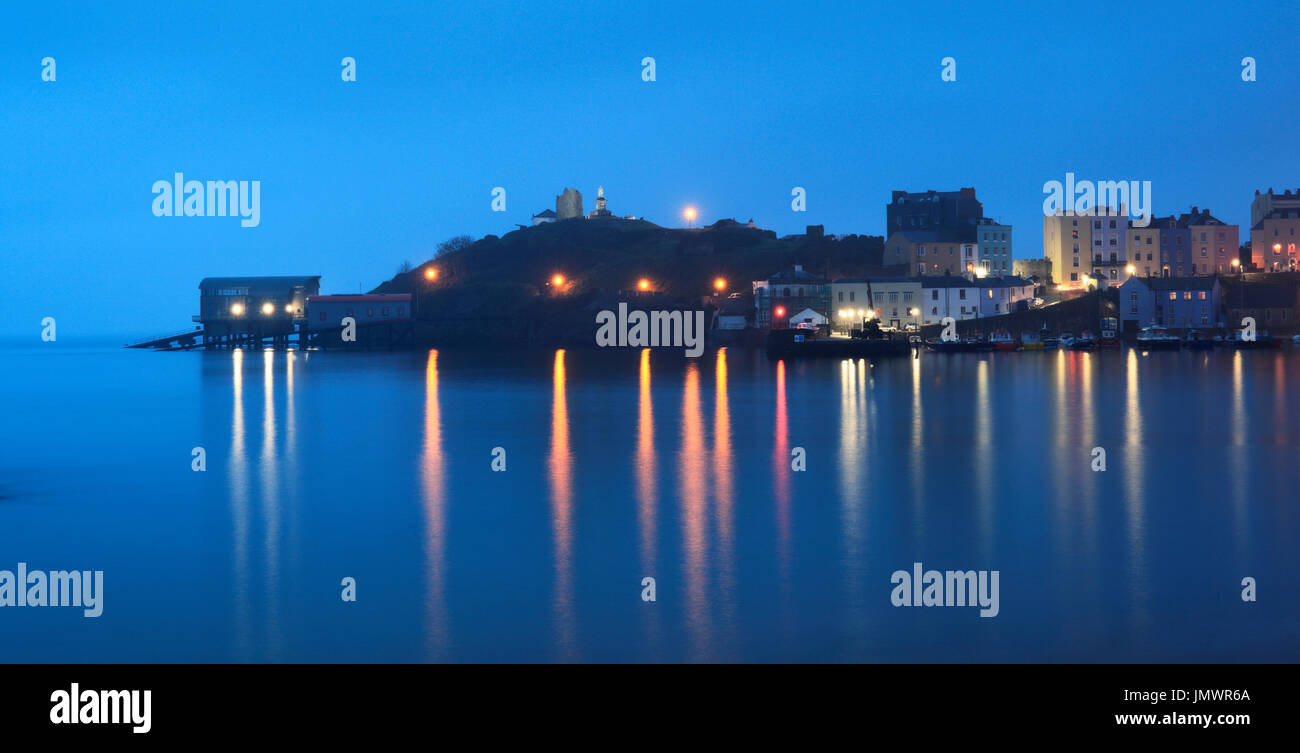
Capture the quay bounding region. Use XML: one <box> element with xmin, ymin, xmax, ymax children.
<box><xmin>126</xmin><ymin>276</ymin><xmax>415</xmax><ymax>351</ymax></box>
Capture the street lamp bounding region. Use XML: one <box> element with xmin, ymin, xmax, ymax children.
<box><xmin>425</xmin><ymin>268</ymin><xmax>438</xmax><ymax>281</ymax></box>
<box><xmin>1126</xmin><ymin>264</ymin><xmax>1135</xmax><ymax>276</ymax></box>
<box><xmin>638</xmin><ymin>278</ymin><xmax>650</xmax><ymax>291</ymax></box>
<box><xmin>552</xmin><ymin>274</ymin><xmax>565</xmax><ymax>286</ymax></box>
<box><xmin>714</xmin><ymin>277</ymin><xmax>726</xmax><ymax>292</ymax></box>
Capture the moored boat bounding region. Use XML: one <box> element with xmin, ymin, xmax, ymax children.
<box><xmin>990</xmin><ymin>329</ymin><xmax>1018</xmax><ymax>352</ymax></box>
<box><xmin>766</xmin><ymin>327</ymin><xmax>910</xmax><ymax>359</ymax></box>
<box><xmin>1020</xmin><ymin>331</ymin><xmax>1044</xmax><ymax>351</ymax></box>
<box><xmin>1183</xmin><ymin>329</ymin><xmax>1215</xmax><ymax>350</ymax></box>
<box><xmin>1136</xmin><ymin>324</ymin><xmax>1181</xmax><ymax>350</ymax></box>
<box><xmin>1069</xmin><ymin>330</ymin><xmax>1097</xmax><ymax>350</ymax></box>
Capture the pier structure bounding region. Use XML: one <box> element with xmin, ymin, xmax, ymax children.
<box><xmin>126</xmin><ymin>276</ymin><xmax>416</xmax><ymax>351</ymax></box>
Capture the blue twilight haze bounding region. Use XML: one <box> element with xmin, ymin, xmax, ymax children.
<box><xmin>2</xmin><ymin>0</ymin><xmax>1297</xmax><ymax>336</ymax></box>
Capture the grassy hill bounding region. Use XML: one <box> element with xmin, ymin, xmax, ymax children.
<box><xmin>370</xmin><ymin>217</ymin><xmax>896</xmax><ymax>344</ymax></box>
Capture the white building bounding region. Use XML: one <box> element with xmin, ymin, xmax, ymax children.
<box><xmin>920</xmin><ymin>276</ymin><xmax>982</xmax><ymax>325</ymax></box>
<box><xmin>831</xmin><ymin>277</ymin><xmax>924</xmax><ymax>330</ymax></box>
<box><xmin>975</xmin><ymin>277</ymin><xmax>1035</xmax><ymax>318</ymax></box>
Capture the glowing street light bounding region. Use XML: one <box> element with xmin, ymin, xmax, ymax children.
<box><xmin>261</xmin><ymin>302</ymin><xmax>274</xmax><ymax>315</ymax></box>
<box><xmin>552</xmin><ymin>274</ymin><xmax>566</xmax><ymax>286</ymax></box>
<box><xmin>684</xmin><ymin>207</ymin><xmax>697</xmax><ymax>227</ymax></box>
<box><xmin>1126</xmin><ymin>264</ymin><xmax>1136</xmax><ymax>276</ymax></box>
<box><xmin>774</xmin><ymin>306</ymin><xmax>786</xmax><ymax>318</ymax></box>
<box><xmin>230</xmin><ymin>303</ymin><xmax>244</xmax><ymax>316</ymax></box>
<box><xmin>714</xmin><ymin>277</ymin><xmax>726</xmax><ymax>292</ymax></box>
<box><xmin>425</xmin><ymin>267</ymin><xmax>439</xmax><ymax>280</ymax></box>
<box><xmin>638</xmin><ymin>278</ymin><xmax>650</xmax><ymax>291</ymax></box>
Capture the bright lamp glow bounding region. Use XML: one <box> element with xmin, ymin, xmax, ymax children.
<box><xmin>552</xmin><ymin>274</ymin><xmax>565</xmax><ymax>286</ymax></box>
<box><xmin>714</xmin><ymin>277</ymin><xmax>726</xmax><ymax>291</ymax></box>
<box><xmin>425</xmin><ymin>268</ymin><xmax>438</xmax><ymax>280</ymax></box>
<box><xmin>638</xmin><ymin>279</ymin><xmax>650</xmax><ymax>291</ymax></box>
<box><xmin>230</xmin><ymin>303</ymin><xmax>244</xmax><ymax>316</ymax></box>
<box><xmin>261</xmin><ymin>302</ymin><xmax>274</xmax><ymax>315</ymax></box>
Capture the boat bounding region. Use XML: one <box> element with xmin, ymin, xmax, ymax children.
<box><xmin>1058</xmin><ymin>331</ymin><xmax>1075</xmax><ymax>348</ymax></box>
<box><xmin>1136</xmin><ymin>324</ymin><xmax>1181</xmax><ymax>350</ymax></box>
<box><xmin>766</xmin><ymin>326</ymin><xmax>910</xmax><ymax>359</ymax></box>
<box><xmin>1069</xmin><ymin>330</ymin><xmax>1097</xmax><ymax>350</ymax></box>
<box><xmin>1020</xmin><ymin>331</ymin><xmax>1044</xmax><ymax>351</ymax></box>
<box><xmin>1183</xmin><ymin>329</ymin><xmax>1216</xmax><ymax>350</ymax></box>
<box><xmin>990</xmin><ymin>329</ymin><xmax>1018</xmax><ymax>352</ymax></box>
<box><xmin>924</xmin><ymin>337</ymin><xmax>973</xmax><ymax>353</ymax></box>
<box><xmin>1228</xmin><ymin>330</ymin><xmax>1284</xmax><ymax>349</ymax></box>
<box><xmin>1039</xmin><ymin>327</ymin><xmax>1061</xmax><ymax>350</ymax></box>
<box><xmin>1096</xmin><ymin>318</ymin><xmax>1121</xmax><ymax>349</ymax></box>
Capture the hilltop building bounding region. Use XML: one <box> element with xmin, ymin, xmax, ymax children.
<box><xmin>531</xmin><ymin>209</ymin><xmax>556</xmax><ymax>225</ymax></box>
<box><xmin>1250</xmin><ymin>188</ymin><xmax>1300</xmax><ymax>271</ymax></box>
<box><xmin>587</xmin><ymin>186</ymin><xmax>612</xmax><ymax>218</ymax></box>
<box><xmin>975</xmin><ymin>217</ymin><xmax>1012</xmax><ymax>276</ymax></box>
<box><xmin>884</xmin><ymin>230</ymin><xmax>977</xmax><ymax>276</ymax></box>
<box><xmin>886</xmin><ymin>187</ymin><xmax>983</xmax><ymax>240</ymax></box>
<box><xmin>1044</xmin><ymin>207</ymin><xmax>1137</xmax><ymax>288</ymax></box>
<box><xmin>556</xmin><ymin>188</ymin><xmax>583</xmax><ymax>220</ymax></box>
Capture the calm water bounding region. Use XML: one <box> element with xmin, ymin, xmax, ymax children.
<box><xmin>1</xmin><ymin>341</ymin><xmax>1298</xmax><ymax>663</ymax></box>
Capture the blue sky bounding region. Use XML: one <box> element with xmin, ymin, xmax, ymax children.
<box><xmin>3</xmin><ymin>0</ymin><xmax>1298</xmax><ymax>337</ymax></box>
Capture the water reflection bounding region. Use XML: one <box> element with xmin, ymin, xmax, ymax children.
<box><xmin>974</xmin><ymin>359</ymin><xmax>992</xmax><ymax>556</ymax></box>
<box><xmin>712</xmin><ymin>348</ymin><xmax>737</xmax><ymax>654</ymax></box>
<box><xmin>548</xmin><ymin>349</ymin><xmax>576</xmax><ymax>660</ymax></box>
<box><xmin>679</xmin><ymin>362</ymin><xmax>711</xmax><ymax>660</ymax></box>
<box><xmin>421</xmin><ymin>350</ymin><xmax>448</xmax><ymax>659</ymax></box>
<box><xmin>229</xmin><ymin>348</ymin><xmax>250</xmax><ymax>658</ymax></box>
<box><xmin>1123</xmin><ymin>348</ymin><xmax>1148</xmax><ymax>628</ymax></box>
<box><xmin>773</xmin><ymin>360</ymin><xmax>792</xmax><ymax>585</ymax></box>
<box><xmin>839</xmin><ymin>358</ymin><xmax>868</xmax><ymax>648</ymax></box>
<box><xmin>260</xmin><ymin>350</ymin><xmax>281</xmax><ymax>658</ymax></box>
<box><xmin>1229</xmin><ymin>351</ymin><xmax>1248</xmax><ymax>554</ymax></box>
<box><xmin>910</xmin><ymin>355</ymin><xmax>925</xmax><ymax>538</ymax></box>
<box><xmin>635</xmin><ymin>349</ymin><xmax>659</xmax><ymax>652</ymax></box>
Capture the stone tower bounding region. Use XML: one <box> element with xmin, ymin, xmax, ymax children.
<box><xmin>556</xmin><ymin>188</ymin><xmax>583</xmax><ymax>220</ymax></box>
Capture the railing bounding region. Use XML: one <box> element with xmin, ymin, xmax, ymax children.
<box><xmin>126</xmin><ymin>326</ymin><xmax>203</xmax><ymax>347</ymax></box>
